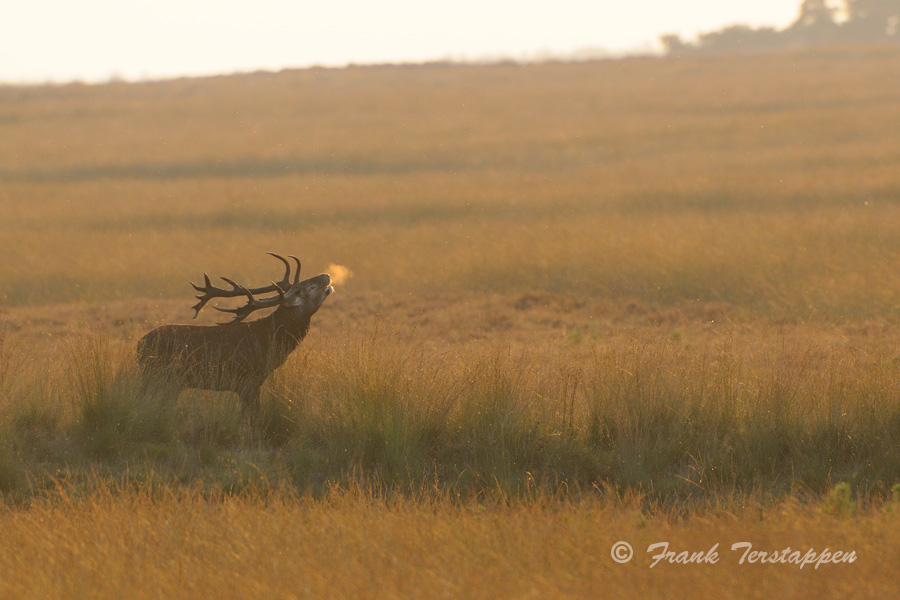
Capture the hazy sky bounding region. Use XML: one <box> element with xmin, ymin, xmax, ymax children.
<box><xmin>3</xmin><ymin>0</ymin><xmax>802</xmax><ymax>83</ymax></box>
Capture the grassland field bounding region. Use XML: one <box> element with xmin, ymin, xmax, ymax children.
<box><xmin>1</xmin><ymin>45</ymin><xmax>900</xmax><ymax>597</ymax></box>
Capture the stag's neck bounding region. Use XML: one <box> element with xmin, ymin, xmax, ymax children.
<box><xmin>239</xmin><ymin>308</ymin><xmax>312</xmax><ymax>371</ymax></box>
<box><xmin>268</xmin><ymin>307</ymin><xmax>312</xmax><ymax>343</ymax></box>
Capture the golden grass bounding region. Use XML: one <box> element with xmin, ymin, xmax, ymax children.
<box><xmin>3</xmin><ymin>44</ymin><xmax>900</xmax><ymax>595</ymax></box>
<box><xmin>2</xmin><ymin>46</ymin><xmax>900</xmax><ymax>317</ymax></box>
<box><xmin>0</xmin><ymin>485</ymin><xmax>897</xmax><ymax>600</ymax></box>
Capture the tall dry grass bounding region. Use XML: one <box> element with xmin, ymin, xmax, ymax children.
<box><xmin>0</xmin><ymin>481</ymin><xmax>897</xmax><ymax>600</ymax></box>
<box><xmin>1</xmin><ymin>322</ymin><xmax>898</xmax><ymax>505</ymax></box>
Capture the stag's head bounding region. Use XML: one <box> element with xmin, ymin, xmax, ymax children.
<box><xmin>190</xmin><ymin>253</ymin><xmax>333</xmax><ymax>323</ymax></box>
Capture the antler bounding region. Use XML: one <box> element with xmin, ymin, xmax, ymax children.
<box><xmin>287</xmin><ymin>255</ymin><xmax>301</xmax><ymax>284</ymax></box>
<box><xmin>190</xmin><ymin>252</ymin><xmax>295</xmax><ymax>319</ymax></box>
<box><xmin>212</xmin><ymin>281</ymin><xmax>285</xmax><ymax>323</ymax></box>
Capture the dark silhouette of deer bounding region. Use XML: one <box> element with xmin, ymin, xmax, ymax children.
<box><xmin>137</xmin><ymin>253</ymin><xmax>333</xmax><ymax>415</ymax></box>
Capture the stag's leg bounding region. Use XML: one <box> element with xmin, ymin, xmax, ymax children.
<box><xmin>137</xmin><ymin>361</ymin><xmax>182</xmax><ymax>403</ymax></box>
<box><xmin>138</xmin><ymin>374</ymin><xmax>156</xmax><ymax>403</ymax></box>
<box><xmin>239</xmin><ymin>384</ymin><xmax>262</xmax><ymax>419</ymax></box>
<box><xmin>137</xmin><ymin>363</ymin><xmax>161</xmax><ymax>400</ymax></box>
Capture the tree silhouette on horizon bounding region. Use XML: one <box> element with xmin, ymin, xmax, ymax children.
<box><xmin>661</xmin><ymin>0</ymin><xmax>900</xmax><ymax>54</ymax></box>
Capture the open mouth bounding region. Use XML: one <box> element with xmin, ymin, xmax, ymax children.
<box><xmin>325</xmin><ymin>285</ymin><xmax>334</xmax><ymax>296</ymax></box>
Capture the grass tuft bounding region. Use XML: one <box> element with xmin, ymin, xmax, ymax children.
<box><xmin>66</xmin><ymin>336</ymin><xmax>176</xmax><ymax>459</ymax></box>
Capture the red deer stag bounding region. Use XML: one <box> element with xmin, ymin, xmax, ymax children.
<box><xmin>137</xmin><ymin>253</ymin><xmax>333</xmax><ymax>415</ymax></box>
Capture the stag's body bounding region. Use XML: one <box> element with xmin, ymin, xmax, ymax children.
<box><xmin>137</xmin><ymin>254</ymin><xmax>332</xmax><ymax>415</ymax></box>
<box><xmin>138</xmin><ymin>304</ymin><xmax>311</xmax><ymax>410</ymax></box>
